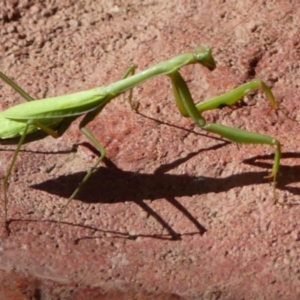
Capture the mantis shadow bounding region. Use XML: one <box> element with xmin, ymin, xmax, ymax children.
<box><xmin>30</xmin><ymin>141</ymin><xmax>296</xmax><ymax>239</ymax></box>
<box><xmin>32</xmin><ymin>143</ymin><xmax>229</xmax><ymax>239</ymax></box>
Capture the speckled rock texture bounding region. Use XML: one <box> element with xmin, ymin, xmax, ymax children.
<box><xmin>0</xmin><ymin>0</ymin><xmax>300</xmax><ymax>299</ymax></box>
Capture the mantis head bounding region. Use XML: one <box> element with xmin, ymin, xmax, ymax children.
<box><xmin>193</xmin><ymin>45</ymin><xmax>216</xmax><ymax>71</ymax></box>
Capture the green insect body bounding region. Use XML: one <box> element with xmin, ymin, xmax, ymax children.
<box><xmin>0</xmin><ymin>45</ymin><xmax>287</xmax><ymax>231</ymax></box>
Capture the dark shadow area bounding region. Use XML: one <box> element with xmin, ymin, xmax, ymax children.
<box><xmin>30</xmin><ymin>143</ymin><xmax>231</xmax><ymax>239</ymax></box>
<box><xmin>31</xmin><ymin>167</ymin><xmax>283</xmax><ymax>202</ymax></box>
<box><xmin>28</xmin><ymin>143</ymin><xmax>300</xmax><ymax>239</ymax></box>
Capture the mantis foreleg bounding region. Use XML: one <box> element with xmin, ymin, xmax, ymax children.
<box><xmin>168</xmin><ymin>71</ymin><xmax>282</xmax><ymax>186</ymax></box>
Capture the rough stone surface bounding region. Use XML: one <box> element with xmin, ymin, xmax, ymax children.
<box><xmin>0</xmin><ymin>0</ymin><xmax>300</xmax><ymax>299</ymax></box>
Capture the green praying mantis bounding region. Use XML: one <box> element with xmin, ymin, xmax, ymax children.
<box><xmin>0</xmin><ymin>45</ymin><xmax>292</xmax><ymax>231</ymax></box>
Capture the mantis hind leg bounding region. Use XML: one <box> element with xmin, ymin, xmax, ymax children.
<box><xmin>3</xmin><ymin>119</ymin><xmax>61</xmax><ymax>231</ymax></box>
<box><xmin>2</xmin><ymin>111</ymin><xmax>81</xmax><ymax>229</ymax></box>
<box><xmin>3</xmin><ymin>122</ymin><xmax>32</xmax><ymax>231</ymax></box>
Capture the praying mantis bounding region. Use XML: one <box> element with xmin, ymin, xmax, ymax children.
<box><xmin>0</xmin><ymin>45</ymin><xmax>291</xmax><ymax>231</ymax></box>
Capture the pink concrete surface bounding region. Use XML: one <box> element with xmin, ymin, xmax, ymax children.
<box><xmin>0</xmin><ymin>0</ymin><xmax>300</xmax><ymax>299</ymax></box>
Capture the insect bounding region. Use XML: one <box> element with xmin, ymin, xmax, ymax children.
<box><xmin>0</xmin><ymin>45</ymin><xmax>291</xmax><ymax>231</ymax></box>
